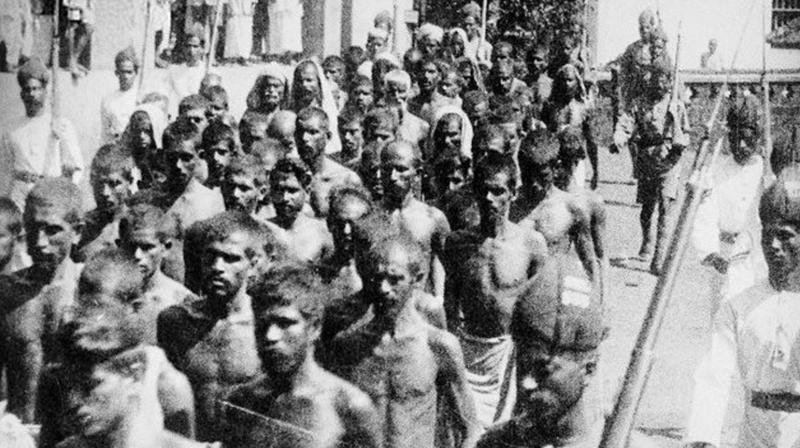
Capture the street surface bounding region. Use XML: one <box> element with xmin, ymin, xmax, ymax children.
<box><xmin>0</xmin><ymin>65</ymin><xmax>748</xmax><ymax>448</ymax></box>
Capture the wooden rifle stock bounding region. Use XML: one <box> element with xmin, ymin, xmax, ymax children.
<box><xmin>51</xmin><ymin>2</ymin><xmax>61</xmax><ymax>128</ymax></box>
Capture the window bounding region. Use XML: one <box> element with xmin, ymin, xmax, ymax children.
<box><xmin>770</xmin><ymin>0</ymin><xmax>800</xmax><ymax>48</ymax></box>
<box><xmin>773</xmin><ymin>0</ymin><xmax>800</xmax><ymax>30</ymax></box>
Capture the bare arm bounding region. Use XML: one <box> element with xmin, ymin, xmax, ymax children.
<box><xmin>570</xmin><ymin>202</ymin><xmax>599</xmax><ymax>284</ymax></box>
<box><xmin>431</xmin><ymin>330</ymin><xmax>480</xmax><ymax>448</ymax></box>
<box><xmin>430</xmin><ymin>209</ymin><xmax>452</xmax><ymax>299</ymax></box>
<box><xmin>339</xmin><ymin>386</ymin><xmax>383</xmax><ymax>448</ymax></box>
<box><xmin>589</xmin><ymin>193</ymin><xmax>608</xmax><ymax>302</ymax></box>
<box><xmin>158</xmin><ymin>365</ymin><xmax>197</xmax><ymax>438</ymax></box>
<box><xmin>442</xmin><ymin>233</ymin><xmax>462</xmax><ymax>332</ymax></box>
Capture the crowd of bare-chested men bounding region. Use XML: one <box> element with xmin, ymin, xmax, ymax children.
<box><xmin>0</xmin><ymin>4</ymin><xmax>708</xmax><ymax>447</ymax></box>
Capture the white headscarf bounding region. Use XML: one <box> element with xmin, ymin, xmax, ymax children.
<box><xmin>291</xmin><ymin>59</ymin><xmax>341</xmax><ymax>155</ymax></box>
<box><xmin>428</xmin><ymin>104</ymin><xmax>474</xmax><ymax>159</ymax></box>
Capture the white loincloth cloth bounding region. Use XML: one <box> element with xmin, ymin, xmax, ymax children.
<box><xmin>458</xmin><ymin>330</ymin><xmax>516</xmax><ymax>430</ymax></box>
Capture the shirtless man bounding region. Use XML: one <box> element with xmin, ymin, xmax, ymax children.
<box><xmin>118</xmin><ymin>204</ymin><xmax>197</xmax><ymax>344</ymax></box>
<box><xmin>56</xmin><ymin>350</ymin><xmax>211</xmax><ymax>448</ymax></box>
<box><xmin>200</xmin><ymin>121</ymin><xmax>238</xmax><ymax>190</ymax></box>
<box><xmin>266</xmin><ymin>158</ymin><xmax>333</xmax><ymax>264</ymax></box>
<box><xmin>158</xmin><ymin>212</ymin><xmax>264</xmax><ymax>441</ymax></box>
<box><xmin>221</xmin><ymin>264</ymin><xmax>381</xmax><ymax>448</ymax></box>
<box><xmin>221</xmin><ymin>153</ymin><xmax>269</xmax><ymax>217</ymax></box>
<box><xmin>511</xmin><ymin>136</ymin><xmax>599</xmax><ymax>285</ymax></box>
<box><xmin>318</xmin><ymin>185</ymin><xmax>373</xmax><ymax>295</ymax></box>
<box><xmin>76</xmin><ymin>144</ymin><xmax>136</xmax><ymax>262</ymax></box>
<box><xmin>444</xmin><ymin>154</ymin><xmax>548</xmax><ymax>429</ymax></box>
<box><xmin>38</xmin><ymin>249</ymin><xmax>195</xmax><ymax>447</ymax></box>
<box><xmin>296</xmin><ymin>107</ymin><xmax>362</xmax><ymax>217</ymax></box>
<box><xmin>0</xmin><ymin>179</ymin><xmax>83</xmax><ymax>422</ymax></box>
<box><xmin>378</xmin><ymin>141</ymin><xmax>450</xmax><ymax>299</ymax></box>
<box><xmin>239</xmin><ymin>111</ymin><xmax>271</xmax><ymax>154</ymax></box>
<box><xmin>322</xmin><ymin>232</ymin><xmax>480</xmax><ymax>448</ymax></box>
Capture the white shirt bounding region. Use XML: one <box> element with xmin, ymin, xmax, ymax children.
<box><xmin>686</xmin><ymin>281</ymin><xmax>800</xmax><ymax>448</ymax></box>
<box><xmin>0</xmin><ymin>112</ymin><xmax>84</xmax><ymax>208</ymax></box>
<box><xmin>692</xmin><ymin>153</ymin><xmax>765</xmax><ymax>259</ymax></box>
<box><xmin>167</xmin><ymin>63</ymin><xmax>206</xmax><ymax>115</ymax></box>
<box><xmin>100</xmin><ymin>87</ymin><xmax>138</xmax><ymax>144</ymax></box>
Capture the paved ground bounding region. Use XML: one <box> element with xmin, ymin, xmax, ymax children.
<box><xmin>0</xmin><ymin>65</ymin><xmax>750</xmax><ymax>447</ymax></box>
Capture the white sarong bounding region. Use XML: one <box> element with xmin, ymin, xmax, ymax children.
<box><xmin>458</xmin><ymin>330</ymin><xmax>516</xmax><ymax>430</ymax></box>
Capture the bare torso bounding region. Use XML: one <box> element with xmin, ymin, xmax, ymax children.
<box><xmin>267</xmin><ymin>214</ymin><xmax>333</xmax><ymax>264</ymax></box>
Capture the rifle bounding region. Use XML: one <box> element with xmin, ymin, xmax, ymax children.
<box><xmin>139</xmin><ymin>0</ymin><xmax>152</xmax><ymax>97</ymax></box>
<box><xmin>598</xmin><ymin>2</ymin><xmax>759</xmax><ymax>446</ymax></box>
<box><xmin>51</xmin><ymin>1</ymin><xmax>61</xmax><ymax>131</ymax></box>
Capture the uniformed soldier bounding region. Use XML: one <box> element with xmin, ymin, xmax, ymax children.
<box><xmin>613</xmin><ymin>57</ymin><xmax>690</xmax><ymax>274</ymax></box>
<box><xmin>691</xmin><ymin>95</ymin><xmax>768</xmax><ymax>312</ymax></box>
<box><xmin>684</xmin><ymin>164</ymin><xmax>800</xmax><ymax>448</ymax></box>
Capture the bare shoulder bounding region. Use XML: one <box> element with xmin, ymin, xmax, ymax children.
<box><xmin>426</xmin><ymin>324</ymin><xmax>462</xmax><ymax>359</ymax></box>
<box><xmin>326</xmin><ymin>368</ymin><xmax>375</xmax><ymax>414</ymax></box>
<box><xmin>444</xmin><ymin>227</ymin><xmax>481</xmax><ymax>253</ymax></box>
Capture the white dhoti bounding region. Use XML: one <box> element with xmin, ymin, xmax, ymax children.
<box><xmin>458</xmin><ymin>330</ymin><xmax>516</xmax><ymax>429</ymax></box>
<box><xmin>224</xmin><ymin>0</ymin><xmax>254</xmax><ymax>59</ymax></box>
<box><xmin>267</xmin><ymin>0</ymin><xmax>303</xmax><ymax>54</ymax></box>
<box><xmin>708</xmin><ymin>231</ymin><xmax>766</xmax><ymax>315</ymax></box>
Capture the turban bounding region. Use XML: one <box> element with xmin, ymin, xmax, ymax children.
<box><xmin>115</xmin><ymin>46</ymin><xmax>140</xmax><ymax>71</ymax></box>
<box><xmin>374</xmin><ymin>51</ymin><xmax>401</xmax><ymax>68</ymax></box>
<box><xmin>461</xmin><ymin>2</ymin><xmax>481</xmax><ymax>19</ymax></box>
<box><xmin>639</xmin><ymin>8</ymin><xmax>656</xmax><ymax>25</ymax></box>
<box><xmin>17</xmin><ymin>57</ymin><xmax>49</xmax><ymax>87</ymax></box>
<box><xmin>384</xmin><ymin>69</ymin><xmax>412</xmax><ymax>88</ymax></box>
<box><xmin>368</xmin><ymin>27</ymin><xmax>389</xmax><ymax>40</ymax></box>
<box><xmin>512</xmin><ymin>255</ymin><xmax>605</xmax><ymax>352</ymax></box>
<box><xmin>418</xmin><ymin>23</ymin><xmax>444</xmax><ymax>43</ymax></box>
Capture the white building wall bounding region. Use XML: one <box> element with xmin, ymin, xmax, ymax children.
<box><xmin>346</xmin><ymin>0</ymin><xmax>416</xmax><ymax>56</ymax></box>
<box><xmin>597</xmin><ymin>0</ymin><xmax>800</xmax><ymax>70</ymax></box>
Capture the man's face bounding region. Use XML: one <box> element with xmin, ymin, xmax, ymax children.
<box><xmin>367</xmin><ymin>36</ymin><xmax>388</xmax><ymax>58</ymax></box>
<box><xmin>353</xmin><ymin>84</ymin><xmax>374</xmax><ymax>110</ymax></box>
<box><xmin>439</xmin><ymin>73</ymin><xmax>460</xmax><ymax>98</ymax></box>
<box><xmin>328</xmin><ymin>197</ymin><xmax>369</xmax><ymax>257</ymax></box>
<box><xmin>495</xmin><ymin>68</ymin><xmax>514</xmax><ymax>95</ymax></box>
<box><xmin>516</xmin><ymin>340</ymin><xmax>591</xmax><ymax>422</ymax></box>
<box><xmin>709</xmin><ymin>40</ymin><xmax>718</xmax><ymax>52</ymax></box>
<box><xmin>115</xmin><ymin>60</ymin><xmax>137</xmax><ymax>92</ymax></box>
<box><xmin>223</xmin><ymin>173</ymin><xmax>264</xmax><ymax>214</ymax></box>
<box><xmin>205</xmin><ymin>140</ymin><xmax>233</xmax><ymax>184</ymax></box>
<box><xmin>339</xmin><ymin>119</ymin><xmax>364</xmax><ymax>156</ymax></box>
<box><xmin>638</xmin><ymin>19</ymin><xmax>654</xmax><ymax>41</ymax></box>
<box><xmin>463</xmin><ymin>15</ymin><xmax>480</xmax><ymax>38</ymax></box>
<box><xmin>131</xmin><ymin>119</ymin><xmax>153</xmax><ymax>151</ymax></box>
<box><xmin>207</xmin><ymin>98</ymin><xmax>227</xmax><ymax>122</ymax></box>
<box><xmin>262</xmin><ymin>76</ymin><xmax>286</xmax><ymax>108</ymax></box>
<box><xmin>92</xmin><ymin>172</ymin><xmax>132</xmax><ymax>213</ymax></box>
<box><xmin>418</xmin><ymin>62</ymin><xmax>441</xmax><ymax>93</ymax></box>
<box><xmin>435</xmin><ymin>158</ymin><xmax>467</xmax><ymax>194</ymax></box>
<box><xmin>295</xmin><ymin>116</ymin><xmax>329</xmax><ymax>166</ymax></box>
<box><xmin>525</xmin><ymin>161</ymin><xmax>555</xmax><ymax>195</ymax></box>
<box><xmin>165</xmin><ymin>140</ymin><xmax>201</xmax><ymax>190</ymax></box>
<box><xmin>360</xmin><ymin>154</ymin><xmax>382</xmax><ymax>200</ymax></box>
<box><xmin>241</xmin><ymin>121</ymin><xmax>268</xmax><ymax>153</ymax></box>
<box><xmin>119</xmin><ymin>228</ymin><xmax>168</xmax><ymax>281</ymax></box>
<box><xmin>729</xmin><ymin>126</ymin><xmax>757</xmax><ymax>164</ymax></box>
<box><xmin>72</xmin><ymin>285</ymin><xmax>140</xmax><ymax>356</ymax></box>
<box><xmin>381</xmin><ymin>146</ymin><xmax>417</xmax><ymax>202</ymax></box>
<box><xmin>270</xmin><ymin>173</ymin><xmax>306</xmax><ymax>223</ymax></box>
<box><xmin>256</xmin><ymin>304</ymin><xmax>317</xmax><ymax>377</ymax></box>
<box><xmin>435</xmin><ymin>116</ymin><xmax>463</xmax><ymax>153</ymax></box>
<box><xmin>449</xmin><ymin>33</ymin><xmax>465</xmax><ymax>57</ymax></box>
<box><xmin>500</xmin><ymin>122</ymin><xmax>521</xmax><ymax>153</ymax></box>
<box><xmin>298</xmin><ymin>64</ymin><xmax>321</xmax><ymax>101</ymax></box>
<box><xmin>75</xmin><ymin>369</ymin><xmax>130</xmax><ymax>437</ymax></box>
<box><xmin>26</xmin><ymin>205</ymin><xmax>79</xmax><ymax>271</ymax></box>
<box><xmin>364</xmin><ymin>244</ymin><xmax>416</xmax><ymax>320</ymax></box>
<box><xmin>420</xmin><ymin>37</ymin><xmax>441</xmax><ymax>59</ymax></box>
<box><xmin>385</xmin><ymin>81</ymin><xmax>410</xmax><ymax>105</ymax></box>
<box><xmin>0</xmin><ymin>217</ymin><xmax>18</xmax><ymax>269</ymax></box>
<box><xmin>493</xmin><ymin>46</ymin><xmax>513</xmax><ymax>66</ymax></box>
<box><xmin>366</xmin><ymin>122</ymin><xmax>395</xmax><ymax>146</ymax></box>
<box><xmin>762</xmin><ymin>222</ymin><xmax>800</xmax><ymax>284</ymax></box>
<box><xmin>201</xmin><ymin>232</ymin><xmax>253</xmax><ymax>301</ymax></box>
<box><xmin>474</xmin><ymin>171</ymin><xmax>515</xmax><ymax>222</ymax></box>
<box><xmin>323</xmin><ymin>64</ymin><xmax>344</xmax><ymax>86</ymax></box>
<box><xmin>20</xmin><ymin>78</ymin><xmax>46</xmax><ymax>116</ymax></box>
<box><xmin>474</xmin><ymin>134</ymin><xmax>507</xmax><ymax>161</ymax></box>
<box><xmin>528</xmin><ymin>49</ymin><xmax>547</xmax><ymax>74</ymax></box>
<box><xmin>185</xmin><ymin>36</ymin><xmax>204</xmax><ymax>65</ymax></box>
<box><xmin>182</xmin><ymin>107</ymin><xmax>209</xmax><ymax>134</ymax></box>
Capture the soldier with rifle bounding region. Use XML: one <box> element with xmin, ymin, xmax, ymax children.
<box><xmin>613</xmin><ymin>55</ymin><xmax>690</xmax><ymax>275</ymax></box>
<box><xmin>684</xmin><ymin>165</ymin><xmax>800</xmax><ymax>448</ymax></box>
